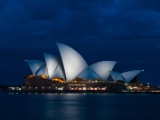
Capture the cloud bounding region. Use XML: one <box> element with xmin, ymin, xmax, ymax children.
<box><xmin>0</xmin><ymin>0</ymin><xmax>160</xmax><ymax>84</ymax></box>
<box><xmin>0</xmin><ymin>0</ymin><xmax>160</xmax><ymax>46</ymax></box>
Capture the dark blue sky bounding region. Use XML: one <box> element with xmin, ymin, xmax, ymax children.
<box><xmin>0</xmin><ymin>0</ymin><xmax>160</xmax><ymax>85</ymax></box>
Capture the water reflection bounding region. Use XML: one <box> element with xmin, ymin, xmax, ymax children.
<box><xmin>0</xmin><ymin>93</ymin><xmax>160</xmax><ymax>120</ymax></box>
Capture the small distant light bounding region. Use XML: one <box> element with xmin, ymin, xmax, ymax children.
<box><xmin>142</xmin><ymin>70</ymin><xmax>144</xmax><ymax>71</ymax></box>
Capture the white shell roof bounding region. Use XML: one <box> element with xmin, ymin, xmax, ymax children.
<box><xmin>109</xmin><ymin>71</ymin><xmax>120</xmax><ymax>81</ymax></box>
<box><xmin>109</xmin><ymin>71</ymin><xmax>123</xmax><ymax>81</ymax></box>
<box><xmin>121</xmin><ymin>70</ymin><xmax>144</xmax><ymax>83</ymax></box>
<box><xmin>36</xmin><ymin>63</ymin><xmax>48</xmax><ymax>77</ymax></box>
<box><xmin>43</xmin><ymin>53</ymin><xmax>58</xmax><ymax>80</ymax></box>
<box><xmin>77</xmin><ymin>67</ymin><xmax>101</xmax><ymax>80</ymax></box>
<box><xmin>25</xmin><ymin>43</ymin><xmax>144</xmax><ymax>83</ymax></box>
<box><xmin>56</xmin><ymin>43</ymin><xmax>88</xmax><ymax>82</ymax></box>
<box><xmin>90</xmin><ymin>61</ymin><xmax>116</xmax><ymax>81</ymax></box>
<box><xmin>25</xmin><ymin>60</ymin><xmax>44</xmax><ymax>76</ymax></box>
<box><xmin>117</xmin><ymin>74</ymin><xmax>124</xmax><ymax>81</ymax></box>
<box><xmin>53</xmin><ymin>64</ymin><xmax>65</xmax><ymax>79</ymax></box>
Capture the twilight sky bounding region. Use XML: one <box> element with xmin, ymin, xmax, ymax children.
<box><xmin>0</xmin><ymin>0</ymin><xmax>160</xmax><ymax>85</ymax></box>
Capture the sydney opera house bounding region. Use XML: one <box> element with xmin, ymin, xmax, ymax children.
<box><xmin>16</xmin><ymin>43</ymin><xmax>145</xmax><ymax>92</ymax></box>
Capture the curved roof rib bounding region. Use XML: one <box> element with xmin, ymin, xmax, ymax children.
<box><xmin>53</xmin><ymin>64</ymin><xmax>65</xmax><ymax>79</ymax></box>
<box><xmin>121</xmin><ymin>70</ymin><xmax>144</xmax><ymax>83</ymax></box>
<box><xmin>56</xmin><ymin>43</ymin><xmax>88</xmax><ymax>82</ymax></box>
<box><xmin>90</xmin><ymin>61</ymin><xmax>117</xmax><ymax>81</ymax></box>
<box><xmin>117</xmin><ymin>74</ymin><xmax>125</xmax><ymax>81</ymax></box>
<box><xmin>77</xmin><ymin>67</ymin><xmax>101</xmax><ymax>80</ymax></box>
<box><xmin>109</xmin><ymin>71</ymin><xmax>121</xmax><ymax>81</ymax></box>
<box><xmin>109</xmin><ymin>71</ymin><xmax>120</xmax><ymax>81</ymax></box>
<box><xmin>43</xmin><ymin>53</ymin><xmax>58</xmax><ymax>80</ymax></box>
<box><xmin>25</xmin><ymin>60</ymin><xmax>44</xmax><ymax>76</ymax></box>
<box><xmin>36</xmin><ymin>63</ymin><xmax>48</xmax><ymax>77</ymax></box>
<box><xmin>109</xmin><ymin>71</ymin><xmax>125</xmax><ymax>82</ymax></box>
<box><xmin>54</xmin><ymin>56</ymin><xmax>66</xmax><ymax>80</ymax></box>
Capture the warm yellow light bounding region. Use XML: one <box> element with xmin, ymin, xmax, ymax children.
<box><xmin>52</xmin><ymin>77</ymin><xmax>64</xmax><ymax>83</ymax></box>
<box><xmin>41</xmin><ymin>75</ymin><xmax>47</xmax><ymax>79</ymax></box>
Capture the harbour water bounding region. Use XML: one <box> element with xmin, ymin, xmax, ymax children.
<box><xmin>0</xmin><ymin>92</ymin><xmax>160</xmax><ymax>120</ymax></box>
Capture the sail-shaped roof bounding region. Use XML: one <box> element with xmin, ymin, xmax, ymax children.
<box><xmin>90</xmin><ymin>61</ymin><xmax>116</xmax><ymax>81</ymax></box>
<box><xmin>36</xmin><ymin>63</ymin><xmax>48</xmax><ymax>77</ymax></box>
<box><xmin>56</xmin><ymin>43</ymin><xmax>88</xmax><ymax>82</ymax></box>
<box><xmin>25</xmin><ymin>60</ymin><xmax>44</xmax><ymax>76</ymax></box>
<box><xmin>43</xmin><ymin>53</ymin><xmax>58</xmax><ymax>80</ymax></box>
<box><xmin>110</xmin><ymin>71</ymin><xmax>120</xmax><ymax>81</ymax></box>
<box><xmin>121</xmin><ymin>70</ymin><xmax>144</xmax><ymax>83</ymax></box>
<box><xmin>25</xmin><ymin>43</ymin><xmax>144</xmax><ymax>83</ymax></box>
<box><xmin>53</xmin><ymin>64</ymin><xmax>65</xmax><ymax>79</ymax></box>
<box><xmin>77</xmin><ymin>67</ymin><xmax>101</xmax><ymax>80</ymax></box>
<box><xmin>117</xmin><ymin>74</ymin><xmax>124</xmax><ymax>81</ymax></box>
